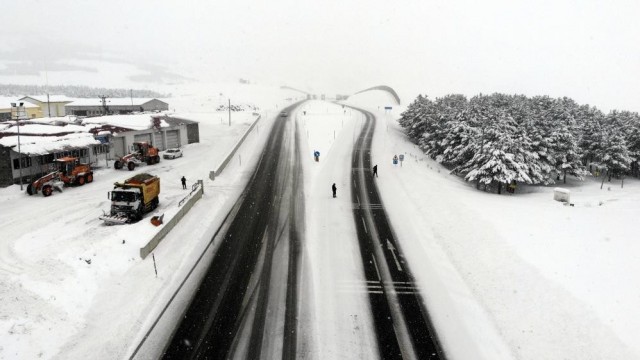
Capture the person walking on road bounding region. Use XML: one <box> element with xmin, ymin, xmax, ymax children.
<box><xmin>181</xmin><ymin>176</ymin><xmax>187</xmax><ymax>189</ymax></box>
<box><xmin>373</xmin><ymin>165</ymin><xmax>378</xmax><ymax>177</ymax></box>
<box><xmin>332</xmin><ymin>183</ymin><xmax>337</xmax><ymax>198</ymax></box>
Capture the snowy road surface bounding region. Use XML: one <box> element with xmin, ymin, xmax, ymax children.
<box><xmin>162</xmin><ymin>101</ymin><xmax>445</xmax><ymax>359</ymax></box>
<box><xmin>162</xmin><ymin>102</ymin><xmax>304</xmax><ymax>359</ymax></box>
<box><xmin>350</xmin><ymin>107</ymin><xmax>442</xmax><ymax>359</ymax></box>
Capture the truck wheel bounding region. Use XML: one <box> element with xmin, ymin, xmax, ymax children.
<box><xmin>128</xmin><ymin>162</ymin><xmax>136</xmax><ymax>171</ymax></box>
<box><xmin>151</xmin><ymin>197</ymin><xmax>159</xmax><ymax>210</ymax></box>
<box><xmin>77</xmin><ymin>176</ymin><xmax>85</xmax><ymax>186</ymax></box>
<box><xmin>155</xmin><ymin>156</ymin><xmax>160</xmax><ymax>164</ymax></box>
<box><xmin>85</xmin><ymin>174</ymin><xmax>93</xmax><ymax>183</ymax></box>
<box><xmin>42</xmin><ymin>185</ymin><xmax>53</xmax><ymax>197</ymax></box>
<box><xmin>114</xmin><ymin>161</ymin><xmax>123</xmax><ymax>170</ymax></box>
<box><xmin>26</xmin><ymin>183</ymin><xmax>34</xmax><ymax>195</ymax></box>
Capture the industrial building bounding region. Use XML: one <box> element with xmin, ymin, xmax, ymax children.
<box><xmin>65</xmin><ymin>98</ymin><xmax>169</xmax><ymax>116</ymax></box>
<box><xmin>0</xmin><ymin>114</ymin><xmax>199</xmax><ymax>187</ymax></box>
<box><xmin>19</xmin><ymin>95</ymin><xmax>74</xmax><ymax>117</ymax></box>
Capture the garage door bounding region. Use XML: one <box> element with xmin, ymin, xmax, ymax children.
<box><xmin>134</xmin><ymin>133</ymin><xmax>152</xmax><ymax>145</ymax></box>
<box><xmin>154</xmin><ymin>132</ymin><xmax>164</xmax><ymax>150</ymax></box>
<box><xmin>113</xmin><ymin>137</ymin><xmax>126</xmax><ymax>157</ymax></box>
<box><xmin>165</xmin><ymin>130</ymin><xmax>180</xmax><ymax>149</ymax></box>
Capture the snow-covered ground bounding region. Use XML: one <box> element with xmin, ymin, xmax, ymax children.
<box><xmin>0</xmin><ymin>84</ymin><xmax>301</xmax><ymax>359</ymax></box>
<box><xmin>346</xmin><ymin>91</ymin><xmax>640</xmax><ymax>359</ymax></box>
<box><xmin>2</xmin><ymin>85</ymin><xmax>639</xmax><ymax>360</ymax></box>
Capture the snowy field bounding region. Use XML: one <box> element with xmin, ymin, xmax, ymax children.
<box><xmin>2</xmin><ymin>87</ymin><xmax>638</xmax><ymax>360</ymax></box>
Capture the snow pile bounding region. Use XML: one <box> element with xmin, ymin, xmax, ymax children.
<box><xmin>215</xmin><ymin>103</ymin><xmax>259</xmax><ymax>112</ymax></box>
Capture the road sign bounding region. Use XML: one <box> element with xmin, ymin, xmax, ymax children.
<box><xmin>384</xmin><ymin>106</ymin><xmax>392</xmax><ymax>110</ymax></box>
<box><xmin>399</xmin><ymin>154</ymin><xmax>404</xmax><ymax>161</ymax></box>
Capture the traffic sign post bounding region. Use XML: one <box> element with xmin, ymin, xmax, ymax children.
<box><xmin>399</xmin><ymin>154</ymin><xmax>404</xmax><ymax>167</ymax></box>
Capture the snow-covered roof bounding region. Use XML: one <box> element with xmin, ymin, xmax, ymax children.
<box><xmin>66</xmin><ymin>98</ymin><xmax>166</xmax><ymax>107</ymax></box>
<box><xmin>0</xmin><ymin>123</ymin><xmax>86</xmax><ymax>135</ymax></box>
<box><xmin>0</xmin><ymin>132</ymin><xmax>100</xmax><ymax>155</ymax></box>
<box><xmin>28</xmin><ymin>116</ymin><xmax>79</xmax><ymax>125</ymax></box>
<box><xmin>81</xmin><ymin>114</ymin><xmax>170</xmax><ymax>131</ymax></box>
<box><xmin>0</xmin><ymin>96</ymin><xmax>40</xmax><ymax>109</ymax></box>
<box><xmin>20</xmin><ymin>95</ymin><xmax>74</xmax><ymax>103</ymax></box>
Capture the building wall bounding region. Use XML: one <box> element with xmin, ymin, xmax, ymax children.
<box><xmin>0</xmin><ymin>145</ymin><xmax>100</xmax><ymax>187</ymax></box>
<box><xmin>186</xmin><ymin>123</ymin><xmax>200</xmax><ymax>144</ymax></box>
<box><xmin>0</xmin><ymin>146</ymin><xmax>13</xmax><ymax>186</ymax></box>
<box><xmin>142</xmin><ymin>99</ymin><xmax>169</xmax><ymax>112</ymax></box>
<box><xmin>0</xmin><ymin>107</ymin><xmax>42</xmax><ymax>120</ymax></box>
<box><xmin>110</xmin><ymin>124</ymin><xmax>188</xmax><ymax>158</ymax></box>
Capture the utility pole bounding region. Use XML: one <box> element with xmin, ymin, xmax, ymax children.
<box><xmin>47</xmin><ymin>93</ymin><xmax>51</xmax><ymax>118</ymax></box>
<box><xmin>11</xmin><ymin>103</ymin><xmax>25</xmax><ymax>190</ymax></box>
<box><xmin>99</xmin><ymin>95</ymin><xmax>109</xmax><ymax>115</ymax></box>
<box><xmin>130</xmin><ymin>89</ymin><xmax>133</xmax><ymax>106</ymax></box>
<box><xmin>228</xmin><ymin>99</ymin><xmax>231</xmax><ymax>126</ymax></box>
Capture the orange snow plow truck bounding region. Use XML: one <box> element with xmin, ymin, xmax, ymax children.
<box><xmin>99</xmin><ymin>173</ymin><xmax>160</xmax><ymax>225</ymax></box>
<box><xmin>26</xmin><ymin>157</ymin><xmax>93</xmax><ymax>197</ymax></box>
<box><xmin>114</xmin><ymin>142</ymin><xmax>160</xmax><ymax>171</ymax></box>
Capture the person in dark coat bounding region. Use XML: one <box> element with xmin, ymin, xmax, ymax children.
<box><xmin>373</xmin><ymin>165</ymin><xmax>378</xmax><ymax>177</ymax></box>
<box><xmin>181</xmin><ymin>176</ymin><xmax>187</xmax><ymax>189</ymax></box>
<box><xmin>332</xmin><ymin>183</ymin><xmax>337</xmax><ymax>198</ymax></box>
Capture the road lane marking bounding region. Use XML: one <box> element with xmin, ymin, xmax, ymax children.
<box><xmin>361</xmin><ymin>217</ymin><xmax>367</xmax><ymax>234</ymax></box>
<box><xmin>386</xmin><ymin>239</ymin><xmax>403</xmax><ymax>272</ymax></box>
<box><xmin>371</xmin><ymin>254</ymin><xmax>382</xmax><ymax>281</ymax></box>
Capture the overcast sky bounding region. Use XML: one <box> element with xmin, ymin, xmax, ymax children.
<box><xmin>1</xmin><ymin>0</ymin><xmax>639</xmax><ymax>111</ymax></box>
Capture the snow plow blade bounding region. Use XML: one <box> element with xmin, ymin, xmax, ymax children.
<box><xmin>99</xmin><ymin>215</ymin><xmax>130</xmax><ymax>225</ymax></box>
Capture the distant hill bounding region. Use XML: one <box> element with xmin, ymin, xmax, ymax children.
<box><xmin>0</xmin><ymin>84</ymin><xmax>169</xmax><ymax>98</ymax></box>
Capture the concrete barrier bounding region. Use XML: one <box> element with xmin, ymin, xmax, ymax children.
<box><xmin>212</xmin><ymin>114</ymin><xmax>261</xmax><ymax>178</ymax></box>
<box><xmin>139</xmin><ymin>180</ymin><xmax>204</xmax><ymax>259</ymax></box>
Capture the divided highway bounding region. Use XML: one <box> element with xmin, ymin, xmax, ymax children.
<box><xmin>160</xmin><ymin>103</ymin><xmax>444</xmax><ymax>359</ymax></box>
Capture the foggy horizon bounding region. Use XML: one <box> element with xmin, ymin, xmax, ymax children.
<box><xmin>1</xmin><ymin>0</ymin><xmax>639</xmax><ymax>111</ymax></box>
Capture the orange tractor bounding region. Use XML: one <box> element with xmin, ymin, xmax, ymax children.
<box><xmin>26</xmin><ymin>157</ymin><xmax>94</xmax><ymax>197</ymax></box>
<box><xmin>114</xmin><ymin>142</ymin><xmax>160</xmax><ymax>171</ymax></box>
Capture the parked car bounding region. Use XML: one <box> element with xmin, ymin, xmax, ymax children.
<box><xmin>163</xmin><ymin>148</ymin><xmax>183</xmax><ymax>159</ymax></box>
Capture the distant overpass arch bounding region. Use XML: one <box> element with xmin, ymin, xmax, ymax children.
<box><xmin>350</xmin><ymin>85</ymin><xmax>401</xmax><ymax>105</ymax></box>
<box><xmin>280</xmin><ymin>86</ymin><xmax>311</xmax><ymax>95</ymax></box>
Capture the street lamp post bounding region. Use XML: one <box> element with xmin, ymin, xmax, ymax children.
<box><xmin>10</xmin><ymin>102</ymin><xmax>25</xmax><ymax>190</ymax></box>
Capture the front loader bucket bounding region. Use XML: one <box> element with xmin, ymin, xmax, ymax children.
<box><xmin>99</xmin><ymin>214</ymin><xmax>130</xmax><ymax>225</ymax></box>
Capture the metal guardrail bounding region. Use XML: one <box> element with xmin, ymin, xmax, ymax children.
<box><xmin>139</xmin><ymin>180</ymin><xmax>204</xmax><ymax>259</ymax></box>
<box><xmin>178</xmin><ymin>182</ymin><xmax>201</xmax><ymax>207</ymax></box>
<box><xmin>210</xmin><ymin>114</ymin><xmax>262</xmax><ymax>179</ymax></box>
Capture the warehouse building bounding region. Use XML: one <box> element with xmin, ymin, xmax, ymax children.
<box><xmin>65</xmin><ymin>98</ymin><xmax>169</xmax><ymax>116</ymax></box>
<box><xmin>19</xmin><ymin>95</ymin><xmax>74</xmax><ymax>117</ymax></box>
<box><xmin>0</xmin><ymin>114</ymin><xmax>199</xmax><ymax>187</ymax></box>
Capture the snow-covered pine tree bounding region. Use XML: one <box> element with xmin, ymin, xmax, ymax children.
<box><xmin>577</xmin><ymin>105</ymin><xmax>606</xmax><ymax>166</ymax></box>
<box><xmin>622</xmin><ymin>112</ymin><xmax>640</xmax><ymax>177</ymax></box>
<box><xmin>456</xmin><ymin>108</ymin><xmax>532</xmax><ymax>193</ymax></box>
<box><xmin>598</xmin><ymin>113</ymin><xmax>633</xmax><ymax>179</ymax></box>
<box><xmin>547</xmin><ymin>99</ymin><xmax>587</xmax><ymax>183</ymax></box>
